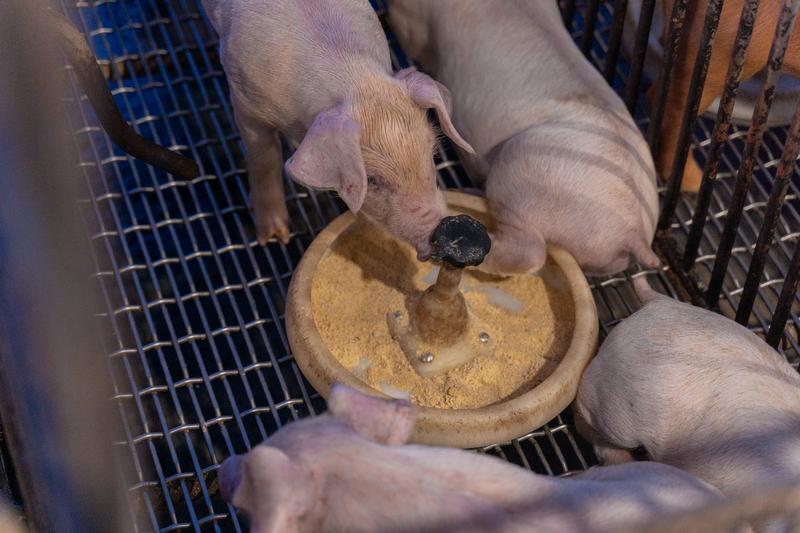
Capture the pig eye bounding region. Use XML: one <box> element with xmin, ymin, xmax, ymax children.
<box><xmin>367</xmin><ymin>175</ymin><xmax>381</xmax><ymax>188</ymax></box>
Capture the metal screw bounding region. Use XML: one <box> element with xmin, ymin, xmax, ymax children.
<box><xmin>419</xmin><ymin>352</ymin><xmax>434</xmax><ymax>363</ymax></box>
<box><xmin>479</xmin><ymin>332</ymin><xmax>491</xmax><ymax>343</ymax></box>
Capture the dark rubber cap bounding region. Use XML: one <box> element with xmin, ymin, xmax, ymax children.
<box><xmin>430</xmin><ymin>215</ymin><xmax>491</xmax><ymax>268</ymax></box>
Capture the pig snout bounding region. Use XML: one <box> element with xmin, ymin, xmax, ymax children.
<box><xmin>409</xmin><ymin>199</ymin><xmax>449</xmax><ymax>261</ymax></box>
<box><xmin>218</xmin><ymin>455</ymin><xmax>244</xmax><ymax>503</ymax></box>
<box><xmin>370</xmin><ymin>197</ymin><xmax>446</xmax><ymax>261</ymax></box>
<box><xmin>411</xmin><ymin>207</ymin><xmax>445</xmax><ymax>261</ymax></box>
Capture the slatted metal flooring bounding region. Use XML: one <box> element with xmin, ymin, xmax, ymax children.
<box><xmin>32</xmin><ymin>0</ymin><xmax>800</xmax><ymax>530</ymax></box>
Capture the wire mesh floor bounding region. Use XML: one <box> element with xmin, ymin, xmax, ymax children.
<box><xmin>48</xmin><ymin>0</ymin><xmax>800</xmax><ymax>531</ymax></box>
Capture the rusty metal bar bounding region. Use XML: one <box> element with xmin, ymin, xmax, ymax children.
<box><xmin>624</xmin><ymin>0</ymin><xmax>657</xmax><ymax>112</ymax></box>
<box><xmin>603</xmin><ymin>0</ymin><xmax>629</xmax><ymax>83</ymax></box>
<box><xmin>580</xmin><ymin>0</ymin><xmax>603</xmax><ymax>57</ymax></box>
<box><xmin>682</xmin><ymin>0</ymin><xmax>761</xmax><ymax>271</ymax></box>
<box><xmin>766</xmin><ymin>236</ymin><xmax>800</xmax><ymax>348</ymax></box>
<box><xmin>654</xmin><ymin>236</ymin><xmax>708</xmax><ymax>306</ymax></box>
<box><xmin>735</xmin><ymin>101</ymin><xmax>800</xmax><ymax>325</ymax></box>
<box><xmin>705</xmin><ymin>0</ymin><xmax>800</xmax><ymax>309</ymax></box>
<box><xmin>646</xmin><ymin>0</ymin><xmax>690</xmax><ymax>155</ymax></box>
<box><xmin>657</xmin><ymin>0</ymin><xmax>725</xmax><ymax>232</ymax></box>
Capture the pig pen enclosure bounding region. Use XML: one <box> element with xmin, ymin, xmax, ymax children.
<box><xmin>2</xmin><ymin>0</ymin><xmax>800</xmax><ymax>530</ymax></box>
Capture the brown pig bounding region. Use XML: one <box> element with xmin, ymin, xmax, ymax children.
<box><xmin>575</xmin><ymin>277</ymin><xmax>800</xmax><ymax>532</ymax></box>
<box><xmin>202</xmin><ymin>0</ymin><xmax>474</xmax><ymax>259</ymax></box>
<box><xmin>389</xmin><ymin>0</ymin><xmax>660</xmax><ymax>276</ymax></box>
<box><xmin>218</xmin><ymin>384</ymin><xmax>728</xmax><ymax>533</ymax></box>
<box><xmin>654</xmin><ymin>0</ymin><xmax>800</xmax><ymax>192</ymax></box>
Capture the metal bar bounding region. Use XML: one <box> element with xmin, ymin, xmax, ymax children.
<box><xmin>603</xmin><ymin>0</ymin><xmax>629</xmax><ymax>83</ymax></box>
<box><xmin>562</xmin><ymin>0</ymin><xmax>578</xmax><ymax>29</ymax></box>
<box><xmin>682</xmin><ymin>0</ymin><xmax>761</xmax><ymax>271</ymax></box>
<box><xmin>766</xmin><ymin>236</ymin><xmax>800</xmax><ymax>348</ymax></box>
<box><xmin>657</xmin><ymin>0</ymin><xmax>725</xmax><ymax>232</ymax></box>
<box><xmin>697</xmin><ymin>121</ymin><xmax>800</xmax><ymax>345</ymax></box>
<box><xmin>654</xmin><ymin>236</ymin><xmax>707</xmax><ymax>306</ymax></box>
<box><xmin>735</xmin><ymin>100</ymin><xmax>800</xmax><ymax>325</ymax></box>
<box><xmin>705</xmin><ymin>0</ymin><xmax>800</xmax><ymax>309</ymax></box>
<box><xmin>0</xmin><ymin>424</ymin><xmax>14</xmax><ymax>504</ymax></box>
<box><xmin>624</xmin><ymin>0</ymin><xmax>657</xmax><ymax>112</ymax></box>
<box><xmin>580</xmin><ymin>0</ymin><xmax>603</xmax><ymax>57</ymax></box>
<box><xmin>646</xmin><ymin>0</ymin><xmax>690</xmax><ymax>155</ymax></box>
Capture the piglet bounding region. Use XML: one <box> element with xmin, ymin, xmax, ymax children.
<box><xmin>575</xmin><ymin>277</ymin><xmax>800</xmax><ymax>532</ymax></box>
<box><xmin>388</xmin><ymin>0</ymin><xmax>659</xmax><ymax>276</ymax></box>
<box><xmin>202</xmin><ymin>0</ymin><xmax>474</xmax><ymax>259</ymax></box>
<box><xmin>219</xmin><ymin>384</ymin><xmax>727</xmax><ymax>533</ymax></box>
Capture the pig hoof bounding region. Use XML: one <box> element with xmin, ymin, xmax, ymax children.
<box><xmin>256</xmin><ymin>215</ymin><xmax>291</xmax><ymax>246</ymax></box>
<box><xmin>250</xmin><ymin>200</ymin><xmax>291</xmax><ymax>246</ymax></box>
<box><xmin>594</xmin><ymin>444</ymin><xmax>636</xmax><ymax>465</ymax></box>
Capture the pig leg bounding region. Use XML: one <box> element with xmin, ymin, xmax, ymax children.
<box><xmin>481</xmin><ymin>222</ymin><xmax>547</xmax><ymax>275</ymax></box>
<box><xmin>573</xmin><ymin>407</ymin><xmax>636</xmax><ymax>465</ymax></box>
<box><xmin>234</xmin><ymin>104</ymin><xmax>291</xmax><ymax>246</ymax></box>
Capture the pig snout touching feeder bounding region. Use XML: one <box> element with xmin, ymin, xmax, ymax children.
<box><xmin>287</xmin><ymin>191</ymin><xmax>599</xmax><ymax>448</ymax></box>
<box><xmin>388</xmin><ymin>215</ymin><xmax>494</xmax><ymax>377</ymax></box>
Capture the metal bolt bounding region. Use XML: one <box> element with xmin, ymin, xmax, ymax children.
<box><xmin>419</xmin><ymin>352</ymin><xmax>434</xmax><ymax>363</ymax></box>
<box><xmin>479</xmin><ymin>332</ymin><xmax>491</xmax><ymax>343</ymax></box>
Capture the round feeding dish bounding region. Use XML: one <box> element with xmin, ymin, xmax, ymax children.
<box><xmin>286</xmin><ymin>191</ymin><xmax>599</xmax><ymax>448</ymax></box>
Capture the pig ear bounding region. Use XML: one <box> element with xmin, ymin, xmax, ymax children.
<box><xmin>328</xmin><ymin>384</ymin><xmax>417</xmax><ymax>445</ymax></box>
<box><xmin>285</xmin><ymin>105</ymin><xmax>368</xmax><ymax>213</ymax></box>
<box><xmin>225</xmin><ymin>446</ymin><xmax>308</xmax><ymax>533</ymax></box>
<box><xmin>395</xmin><ymin>67</ymin><xmax>475</xmax><ymax>155</ymax></box>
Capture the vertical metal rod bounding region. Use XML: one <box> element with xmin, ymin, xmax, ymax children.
<box><xmin>646</xmin><ymin>0</ymin><xmax>690</xmax><ymax>155</ymax></box>
<box><xmin>657</xmin><ymin>0</ymin><xmax>726</xmax><ymax>232</ymax></box>
<box><xmin>562</xmin><ymin>0</ymin><xmax>578</xmax><ymax>29</ymax></box>
<box><xmin>705</xmin><ymin>0</ymin><xmax>800</xmax><ymax>309</ymax></box>
<box><xmin>624</xmin><ymin>0</ymin><xmax>657</xmax><ymax>112</ymax></box>
<box><xmin>580</xmin><ymin>0</ymin><xmax>603</xmax><ymax>58</ymax></box>
<box><xmin>683</xmin><ymin>0</ymin><xmax>761</xmax><ymax>270</ymax></box>
<box><xmin>603</xmin><ymin>0</ymin><xmax>629</xmax><ymax>83</ymax></box>
<box><xmin>766</xmin><ymin>238</ymin><xmax>800</xmax><ymax>348</ymax></box>
<box><xmin>735</xmin><ymin>101</ymin><xmax>800</xmax><ymax>325</ymax></box>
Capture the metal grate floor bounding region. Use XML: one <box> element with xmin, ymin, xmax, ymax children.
<box><xmin>50</xmin><ymin>0</ymin><xmax>800</xmax><ymax>531</ymax></box>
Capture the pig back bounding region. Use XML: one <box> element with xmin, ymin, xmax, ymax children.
<box><xmin>610</xmin><ymin>296</ymin><xmax>800</xmax><ymax>418</ymax></box>
<box><xmin>204</xmin><ymin>0</ymin><xmax>392</xmax><ymax>138</ymax></box>
<box><xmin>577</xmin><ymin>294</ymin><xmax>800</xmax><ymax>493</ymax></box>
<box><xmin>420</xmin><ymin>0</ymin><xmax>631</xmax><ymax>158</ymax></box>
